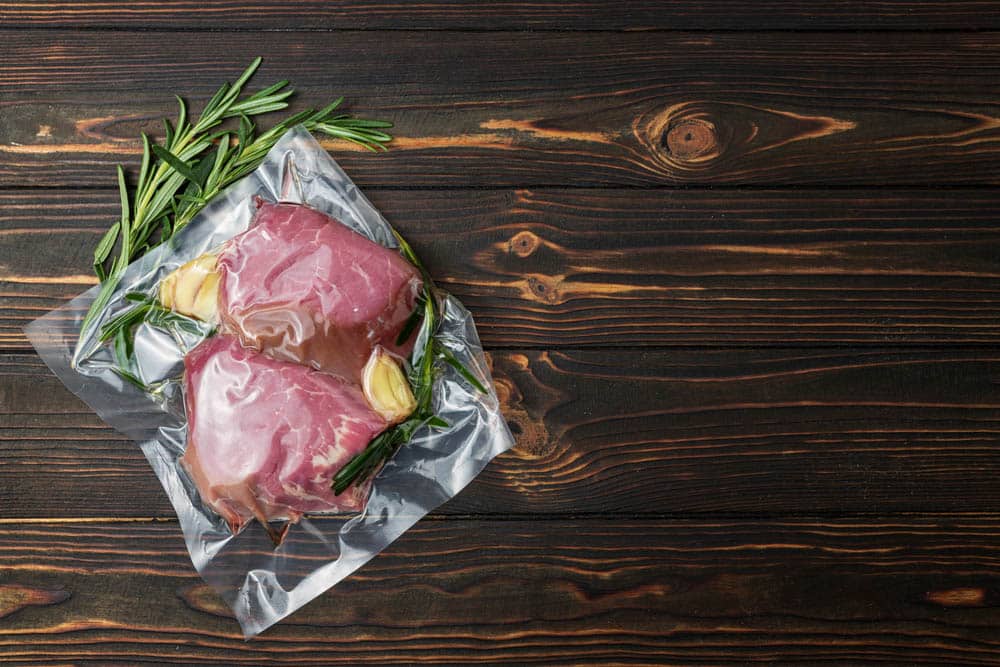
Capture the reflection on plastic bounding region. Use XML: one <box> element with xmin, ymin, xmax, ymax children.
<box><xmin>181</xmin><ymin>333</ymin><xmax>380</xmax><ymax>534</ymax></box>
<box><xmin>24</xmin><ymin>127</ymin><xmax>515</xmax><ymax>638</ymax></box>
<box><xmin>217</xmin><ymin>198</ymin><xmax>423</xmax><ymax>381</ymax></box>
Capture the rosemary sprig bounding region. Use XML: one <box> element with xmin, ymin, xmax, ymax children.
<box><xmin>436</xmin><ymin>344</ymin><xmax>488</xmax><ymax>394</ymax></box>
<box><xmin>98</xmin><ymin>292</ymin><xmax>214</xmax><ymax>390</ymax></box>
<box><xmin>100</xmin><ymin>293</ymin><xmax>212</xmax><ymax>345</ymax></box>
<box><xmin>332</xmin><ymin>234</ymin><xmax>487</xmax><ymax>495</ymax></box>
<box><xmin>75</xmin><ymin>58</ymin><xmax>481</xmax><ymax>497</ymax></box>
<box><xmin>78</xmin><ymin>58</ymin><xmax>392</xmax><ymax>355</ymax></box>
<box><xmin>332</xmin><ymin>286</ymin><xmax>438</xmax><ymax>495</ymax></box>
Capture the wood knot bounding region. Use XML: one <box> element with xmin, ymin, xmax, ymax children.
<box><xmin>491</xmin><ymin>358</ymin><xmax>556</xmax><ymax>458</ymax></box>
<box><xmin>526</xmin><ymin>275</ymin><xmax>559</xmax><ymax>304</ymax></box>
<box><xmin>635</xmin><ymin>100</ymin><xmax>855</xmax><ymax>181</ymax></box>
<box><xmin>664</xmin><ymin>118</ymin><xmax>718</xmax><ymax>162</ymax></box>
<box><xmin>510</xmin><ymin>415</ymin><xmax>553</xmax><ymax>458</ymax></box>
<box><xmin>509</xmin><ymin>230</ymin><xmax>540</xmax><ymax>258</ymax></box>
<box><xmin>636</xmin><ymin>102</ymin><xmax>727</xmax><ymax>173</ymax></box>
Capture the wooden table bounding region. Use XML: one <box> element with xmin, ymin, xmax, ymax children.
<box><xmin>4</xmin><ymin>2</ymin><xmax>1000</xmax><ymax>663</ymax></box>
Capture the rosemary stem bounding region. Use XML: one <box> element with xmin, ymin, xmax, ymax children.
<box><xmin>76</xmin><ymin>58</ymin><xmax>393</xmax><ymax>361</ymax></box>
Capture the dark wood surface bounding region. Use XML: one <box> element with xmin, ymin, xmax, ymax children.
<box><xmin>6</xmin><ymin>189</ymin><xmax>1000</xmax><ymax>349</ymax></box>
<box><xmin>4</xmin><ymin>0</ymin><xmax>1000</xmax><ymax>30</ymax></box>
<box><xmin>3</xmin><ymin>3</ymin><xmax>1000</xmax><ymax>665</ymax></box>
<box><xmin>4</xmin><ymin>517</ymin><xmax>1000</xmax><ymax>664</ymax></box>
<box><xmin>7</xmin><ymin>31</ymin><xmax>1000</xmax><ymax>187</ymax></box>
<box><xmin>5</xmin><ymin>348</ymin><xmax>1000</xmax><ymax>518</ymax></box>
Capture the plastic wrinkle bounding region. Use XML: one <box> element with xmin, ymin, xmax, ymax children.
<box><xmin>181</xmin><ymin>334</ymin><xmax>380</xmax><ymax>533</ymax></box>
<box><xmin>218</xmin><ymin>199</ymin><xmax>423</xmax><ymax>382</ymax></box>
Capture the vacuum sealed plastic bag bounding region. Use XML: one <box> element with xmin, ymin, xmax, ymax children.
<box><xmin>25</xmin><ymin>126</ymin><xmax>515</xmax><ymax>637</ymax></box>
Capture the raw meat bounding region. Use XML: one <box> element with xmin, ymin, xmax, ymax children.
<box><xmin>180</xmin><ymin>334</ymin><xmax>387</xmax><ymax>534</ymax></box>
<box><xmin>217</xmin><ymin>200</ymin><xmax>423</xmax><ymax>381</ymax></box>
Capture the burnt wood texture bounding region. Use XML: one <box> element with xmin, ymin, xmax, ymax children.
<box><xmin>5</xmin><ymin>31</ymin><xmax>1000</xmax><ymax>187</ymax></box>
<box><xmin>5</xmin><ymin>189</ymin><xmax>1000</xmax><ymax>350</ymax></box>
<box><xmin>6</xmin><ymin>348</ymin><xmax>1000</xmax><ymax>518</ymax></box>
<box><xmin>3</xmin><ymin>518</ymin><xmax>1000</xmax><ymax>664</ymax></box>
<box><xmin>3</xmin><ymin>1</ymin><xmax>1000</xmax><ymax>30</ymax></box>
<box><xmin>3</xmin><ymin>2</ymin><xmax>1000</xmax><ymax>664</ymax></box>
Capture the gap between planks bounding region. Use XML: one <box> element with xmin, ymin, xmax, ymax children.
<box><xmin>6</xmin><ymin>184</ymin><xmax>1000</xmax><ymax>192</ymax></box>
<box><xmin>7</xmin><ymin>512</ymin><xmax>1000</xmax><ymax>525</ymax></box>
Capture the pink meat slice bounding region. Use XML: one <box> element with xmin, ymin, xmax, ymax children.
<box><xmin>181</xmin><ymin>334</ymin><xmax>387</xmax><ymax>533</ymax></box>
<box><xmin>217</xmin><ymin>200</ymin><xmax>423</xmax><ymax>381</ymax></box>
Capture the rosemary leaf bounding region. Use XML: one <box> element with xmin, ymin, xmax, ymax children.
<box><xmin>113</xmin><ymin>327</ymin><xmax>129</xmax><ymax>370</ymax></box>
<box><xmin>117</xmin><ymin>166</ymin><xmax>130</xmax><ymax>228</ymax></box>
<box><xmin>175</xmin><ymin>96</ymin><xmax>188</xmax><ymax>137</ymax></box>
<box><xmin>190</xmin><ymin>148</ymin><xmax>217</xmax><ymax>189</ymax></box>
<box><xmin>237</xmin><ymin>115</ymin><xmax>253</xmax><ymax>147</ymax></box>
<box><xmin>137</xmin><ymin>134</ymin><xmax>152</xmax><ymax>201</ymax></box>
<box><xmin>176</xmin><ymin>193</ymin><xmax>207</xmax><ymax>206</ymax></box>
<box><xmin>163</xmin><ymin>118</ymin><xmax>175</xmax><ymax>148</ymax></box>
<box><xmin>395</xmin><ymin>296</ymin><xmax>425</xmax><ymax>346</ymax></box>
<box><xmin>92</xmin><ymin>221</ymin><xmax>120</xmax><ymax>268</ymax></box>
<box><xmin>112</xmin><ymin>367</ymin><xmax>147</xmax><ymax>391</ymax></box>
<box><xmin>151</xmin><ymin>145</ymin><xmax>201</xmax><ymax>188</ymax></box>
<box><xmin>314</xmin><ymin>97</ymin><xmax>344</xmax><ymax>118</ymax></box>
<box><xmin>99</xmin><ymin>301</ymin><xmax>149</xmax><ymax>341</ymax></box>
<box><xmin>202</xmin><ymin>82</ymin><xmax>231</xmax><ymax>117</ymax></box>
<box><xmin>248</xmin><ymin>79</ymin><xmax>289</xmax><ymax>100</ymax></box>
<box><xmin>436</xmin><ymin>344</ymin><xmax>488</xmax><ymax>394</ymax></box>
<box><xmin>228</xmin><ymin>101</ymin><xmax>289</xmax><ymax>116</ymax></box>
<box><xmin>230</xmin><ymin>56</ymin><xmax>261</xmax><ymax>93</ymax></box>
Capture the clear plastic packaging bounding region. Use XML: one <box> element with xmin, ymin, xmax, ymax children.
<box><xmin>25</xmin><ymin>127</ymin><xmax>515</xmax><ymax>637</ymax></box>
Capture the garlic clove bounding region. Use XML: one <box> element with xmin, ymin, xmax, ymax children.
<box><xmin>160</xmin><ymin>272</ymin><xmax>176</xmax><ymax>310</ymax></box>
<box><xmin>363</xmin><ymin>347</ymin><xmax>417</xmax><ymax>425</ymax></box>
<box><xmin>191</xmin><ymin>269</ymin><xmax>221</xmax><ymax>322</ymax></box>
<box><xmin>159</xmin><ymin>253</ymin><xmax>220</xmax><ymax>322</ymax></box>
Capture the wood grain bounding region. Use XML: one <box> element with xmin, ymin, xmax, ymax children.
<box><xmin>2</xmin><ymin>517</ymin><xmax>1000</xmax><ymax>663</ymax></box>
<box><xmin>4</xmin><ymin>3</ymin><xmax>1000</xmax><ymax>663</ymax></box>
<box><xmin>5</xmin><ymin>348</ymin><xmax>1000</xmax><ymax>518</ymax></box>
<box><xmin>0</xmin><ymin>584</ymin><xmax>70</xmax><ymax>621</ymax></box>
<box><xmin>6</xmin><ymin>188</ymin><xmax>1000</xmax><ymax>351</ymax></box>
<box><xmin>5</xmin><ymin>31</ymin><xmax>1000</xmax><ymax>187</ymax></box>
<box><xmin>4</xmin><ymin>1</ymin><xmax>1000</xmax><ymax>30</ymax></box>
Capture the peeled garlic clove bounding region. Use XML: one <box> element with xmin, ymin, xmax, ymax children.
<box><xmin>159</xmin><ymin>253</ymin><xmax>220</xmax><ymax>322</ymax></box>
<box><xmin>363</xmin><ymin>347</ymin><xmax>417</xmax><ymax>425</ymax></box>
<box><xmin>191</xmin><ymin>270</ymin><xmax>221</xmax><ymax>323</ymax></box>
<box><xmin>160</xmin><ymin>272</ymin><xmax>176</xmax><ymax>310</ymax></box>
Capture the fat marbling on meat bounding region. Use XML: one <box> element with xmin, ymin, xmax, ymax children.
<box><xmin>216</xmin><ymin>200</ymin><xmax>423</xmax><ymax>381</ymax></box>
<box><xmin>180</xmin><ymin>334</ymin><xmax>387</xmax><ymax>534</ymax></box>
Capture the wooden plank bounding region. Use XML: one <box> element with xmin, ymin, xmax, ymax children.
<box><xmin>2</xmin><ymin>517</ymin><xmax>1000</xmax><ymax>663</ymax></box>
<box><xmin>4</xmin><ymin>348</ymin><xmax>1000</xmax><ymax>518</ymax></box>
<box><xmin>4</xmin><ymin>1</ymin><xmax>1000</xmax><ymax>30</ymax></box>
<box><xmin>5</xmin><ymin>188</ymin><xmax>1000</xmax><ymax>351</ymax></box>
<box><xmin>5</xmin><ymin>31</ymin><xmax>1000</xmax><ymax>187</ymax></box>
